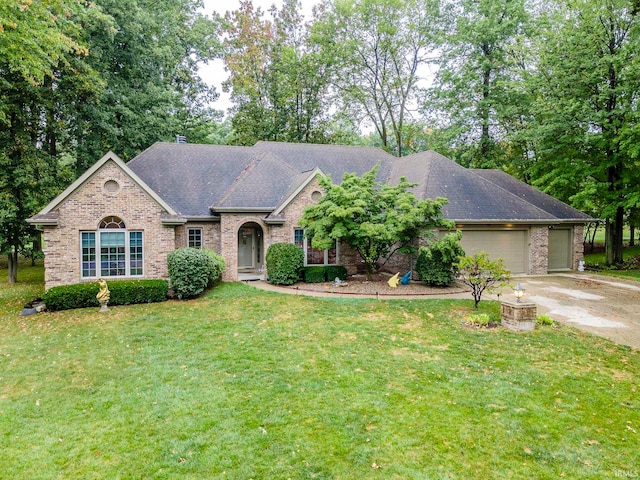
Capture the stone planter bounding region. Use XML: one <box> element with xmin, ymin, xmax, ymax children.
<box><xmin>501</xmin><ymin>301</ymin><xmax>537</xmax><ymax>332</ymax></box>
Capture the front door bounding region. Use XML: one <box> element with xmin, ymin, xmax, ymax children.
<box><xmin>238</xmin><ymin>227</ymin><xmax>255</xmax><ymax>269</ymax></box>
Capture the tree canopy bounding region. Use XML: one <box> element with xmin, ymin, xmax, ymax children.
<box><xmin>298</xmin><ymin>165</ymin><xmax>452</xmax><ymax>278</ymax></box>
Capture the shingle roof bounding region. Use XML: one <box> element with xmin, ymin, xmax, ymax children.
<box><xmin>471</xmin><ymin>169</ymin><xmax>593</xmax><ymax>221</ymax></box>
<box><xmin>215</xmin><ymin>152</ymin><xmax>302</xmax><ymax>210</ymax></box>
<box><xmin>125</xmin><ymin>141</ymin><xmax>592</xmax><ymax>223</ymax></box>
<box><xmin>127</xmin><ymin>143</ymin><xmax>256</xmax><ymax>216</ymax></box>
<box><xmin>253</xmin><ymin>141</ymin><xmax>393</xmax><ymax>182</ymax></box>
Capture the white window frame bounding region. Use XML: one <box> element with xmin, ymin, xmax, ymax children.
<box><xmin>80</xmin><ymin>229</ymin><xmax>144</xmax><ymax>279</ymax></box>
<box><xmin>294</xmin><ymin>228</ymin><xmax>338</xmax><ymax>266</ymax></box>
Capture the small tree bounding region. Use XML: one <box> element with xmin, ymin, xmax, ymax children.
<box><xmin>299</xmin><ymin>165</ymin><xmax>451</xmax><ymax>279</ymax></box>
<box><xmin>455</xmin><ymin>252</ymin><xmax>510</xmax><ymax>308</ymax></box>
<box><xmin>416</xmin><ymin>231</ymin><xmax>465</xmax><ymax>286</ymax></box>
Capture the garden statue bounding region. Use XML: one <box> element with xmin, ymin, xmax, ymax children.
<box><xmin>400</xmin><ymin>271</ymin><xmax>411</xmax><ymax>285</ymax></box>
<box><xmin>97</xmin><ymin>278</ymin><xmax>110</xmax><ymax>312</ymax></box>
<box><xmin>387</xmin><ymin>273</ymin><xmax>400</xmax><ymax>288</ymax></box>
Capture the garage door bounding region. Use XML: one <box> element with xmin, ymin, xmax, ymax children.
<box><xmin>548</xmin><ymin>228</ymin><xmax>572</xmax><ymax>271</ymax></box>
<box><xmin>459</xmin><ymin>230</ymin><xmax>528</xmax><ymax>274</ymax></box>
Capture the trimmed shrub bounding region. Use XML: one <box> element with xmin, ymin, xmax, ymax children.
<box><xmin>301</xmin><ymin>265</ymin><xmax>348</xmax><ymax>283</ymax></box>
<box><xmin>204</xmin><ymin>249</ymin><xmax>226</xmax><ymax>284</ymax></box>
<box><xmin>43</xmin><ymin>279</ymin><xmax>168</xmax><ymax>311</ymax></box>
<box><xmin>325</xmin><ymin>265</ymin><xmax>347</xmax><ymax>281</ymax></box>
<box><xmin>167</xmin><ymin>247</ymin><xmax>213</xmax><ymax>299</ymax></box>
<box><xmin>266</xmin><ymin>243</ymin><xmax>304</xmax><ymax>285</ymax></box>
<box><xmin>416</xmin><ymin>232</ymin><xmax>466</xmax><ymax>287</ymax></box>
<box><xmin>303</xmin><ymin>266</ymin><xmax>326</xmax><ymax>283</ymax></box>
<box><xmin>109</xmin><ymin>280</ymin><xmax>168</xmax><ymax>305</ymax></box>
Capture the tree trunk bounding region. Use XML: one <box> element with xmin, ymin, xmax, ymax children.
<box><xmin>630</xmin><ymin>224</ymin><xmax>635</xmax><ymax>247</ymax></box>
<box><xmin>7</xmin><ymin>251</ymin><xmax>18</xmax><ymax>284</ymax></box>
<box><xmin>605</xmin><ymin>206</ymin><xmax>624</xmax><ymax>265</ymax></box>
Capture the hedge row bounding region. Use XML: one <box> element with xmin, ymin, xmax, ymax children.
<box><xmin>303</xmin><ymin>265</ymin><xmax>348</xmax><ymax>283</ymax></box>
<box><xmin>43</xmin><ymin>279</ymin><xmax>168</xmax><ymax>311</ymax></box>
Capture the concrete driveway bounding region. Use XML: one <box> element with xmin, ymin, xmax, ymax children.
<box><xmin>500</xmin><ymin>274</ymin><xmax>640</xmax><ymax>349</ymax></box>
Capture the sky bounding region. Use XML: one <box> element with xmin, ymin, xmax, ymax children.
<box><xmin>199</xmin><ymin>0</ymin><xmax>319</xmax><ymax>114</ymax></box>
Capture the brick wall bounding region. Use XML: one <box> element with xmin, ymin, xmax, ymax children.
<box><xmin>42</xmin><ymin>160</ymin><xmax>176</xmax><ymax>290</ymax></box>
<box><xmin>220</xmin><ymin>214</ymin><xmax>268</xmax><ymax>282</ymax></box>
<box><xmin>572</xmin><ymin>224</ymin><xmax>585</xmax><ymax>270</ymax></box>
<box><xmin>529</xmin><ymin>225</ymin><xmax>549</xmax><ymax>275</ymax></box>
<box><xmin>175</xmin><ymin>223</ymin><xmax>221</xmax><ymax>251</ymax></box>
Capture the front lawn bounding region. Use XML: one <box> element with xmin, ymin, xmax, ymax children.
<box><xmin>1</xmin><ymin>263</ymin><xmax>639</xmax><ymax>479</ymax></box>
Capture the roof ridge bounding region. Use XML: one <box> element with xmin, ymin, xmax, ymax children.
<box><xmin>213</xmin><ymin>152</ymin><xmax>267</xmax><ymax>208</ymax></box>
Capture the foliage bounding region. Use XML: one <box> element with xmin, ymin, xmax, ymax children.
<box><xmin>204</xmin><ymin>249</ymin><xmax>226</xmax><ymax>284</ymax></box>
<box><xmin>265</xmin><ymin>242</ymin><xmax>304</xmax><ymax>285</ymax></box>
<box><xmin>536</xmin><ymin>314</ymin><xmax>555</xmax><ymax>326</ymax></box>
<box><xmin>219</xmin><ymin>0</ymin><xmax>331</xmax><ymax>145</ymax></box>
<box><xmin>455</xmin><ymin>252</ymin><xmax>510</xmax><ymax>308</ymax></box>
<box><xmin>302</xmin><ymin>265</ymin><xmax>348</xmax><ymax>283</ymax></box>
<box><xmin>521</xmin><ymin>0</ymin><xmax>640</xmax><ymax>265</ymax></box>
<box><xmin>314</xmin><ymin>0</ymin><xmax>440</xmax><ymax>156</ymax></box>
<box><xmin>416</xmin><ymin>231</ymin><xmax>466</xmax><ymax>286</ymax></box>
<box><xmin>167</xmin><ymin>248</ymin><xmax>215</xmax><ymax>299</ymax></box>
<box><xmin>0</xmin><ymin>0</ymin><xmax>221</xmax><ymax>284</ymax></box>
<box><xmin>299</xmin><ymin>165</ymin><xmax>451</xmax><ymax>279</ymax></box>
<box><xmin>43</xmin><ymin>279</ymin><xmax>167</xmax><ymax>311</ymax></box>
<box><xmin>463</xmin><ymin>312</ymin><xmax>496</xmax><ymax>328</ymax></box>
<box><xmin>324</xmin><ymin>265</ymin><xmax>348</xmax><ymax>282</ymax></box>
<box><xmin>303</xmin><ymin>266</ymin><xmax>327</xmax><ymax>283</ymax></box>
<box><xmin>2</xmin><ymin>276</ymin><xmax>640</xmax><ymax>478</ymax></box>
<box><xmin>72</xmin><ymin>0</ymin><xmax>221</xmax><ymax>170</ymax></box>
<box><xmin>426</xmin><ymin>0</ymin><xmax>531</xmax><ymax>168</ymax></box>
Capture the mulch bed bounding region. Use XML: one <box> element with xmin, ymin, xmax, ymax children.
<box><xmin>279</xmin><ymin>273</ymin><xmax>468</xmax><ymax>297</ymax></box>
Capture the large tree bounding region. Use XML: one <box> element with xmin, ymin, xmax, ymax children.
<box><xmin>0</xmin><ymin>0</ymin><xmax>221</xmax><ymax>282</ymax></box>
<box><xmin>220</xmin><ymin>0</ymin><xmax>331</xmax><ymax>145</ymax></box>
<box><xmin>314</xmin><ymin>0</ymin><xmax>440</xmax><ymax>156</ymax></box>
<box><xmin>0</xmin><ymin>0</ymin><xmax>103</xmax><ymax>282</ymax></box>
<box><xmin>426</xmin><ymin>0</ymin><xmax>531</xmax><ymax>168</ymax></box>
<box><xmin>299</xmin><ymin>166</ymin><xmax>451</xmax><ymax>278</ymax></box>
<box><xmin>524</xmin><ymin>0</ymin><xmax>640</xmax><ymax>265</ymax></box>
<box><xmin>72</xmin><ymin>0</ymin><xmax>220</xmax><ymax>171</ymax></box>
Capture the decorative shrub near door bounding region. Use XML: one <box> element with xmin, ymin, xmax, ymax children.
<box><xmin>265</xmin><ymin>243</ymin><xmax>304</xmax><ymax>285</ymax></box>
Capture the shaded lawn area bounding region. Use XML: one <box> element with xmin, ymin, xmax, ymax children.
<box><xmin>1</xmin><ymin>264</ymin><xmax>639</xmax><ymax>479</ymax></box>
<box><xmin>584</xmin><ymin>246</ymin><xmax>640</xmax><ymax>281</ymax></box>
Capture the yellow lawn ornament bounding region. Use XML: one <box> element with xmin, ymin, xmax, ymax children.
<box><xmin>387</xmin><ymin>272</ymin><xmax>400</xmax><ymax>288</ymax></box>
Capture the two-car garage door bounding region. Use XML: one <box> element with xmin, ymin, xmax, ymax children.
<box><xmin>459</xmin><ymin>230</ymin><xmax>528</xmax><ymax>274</ymax></box>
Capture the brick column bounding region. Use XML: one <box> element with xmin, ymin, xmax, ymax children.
<box><xmin>529</xmin><ymin>226</ymin><xmax>549</xmax><ymax>275</ymax></box>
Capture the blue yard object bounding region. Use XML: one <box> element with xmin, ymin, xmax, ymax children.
<box><xmin>400</xmin><ymin>271</ymin><xmax>411</xmax><ymax>285</ymax></box>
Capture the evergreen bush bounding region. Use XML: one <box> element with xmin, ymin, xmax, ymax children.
<box><xmin>43</xmin><ymin>279</ymin><xmax>168</xmax><ymax>311</ymax></box>
<box><xmin>204</xmin><ymin>249</ymin><xmax>226</xmax><ymax>284</ymax></box>
<box><xmin>303</xmin><ymin>266</ymin><xmax>326</xmax><ymax>283</ymax></box>
<box><xmin>265</xmin><ymin>243</ymin><xmax>304</xmax><ymax>285</ymax></box>
<box><xmin>167</xmin><ymin>248</ymin><xmax>213</xmax><ymax>299</ymax></box>
<box><xmin>416</xmin><ymin>232</ymin><xmax>466</xmax><ymax>286</ymax></box>
<box><xmin>325</xmin><ymin>265</ymin><xmax>347</xmax><ymax>281</ymax></box>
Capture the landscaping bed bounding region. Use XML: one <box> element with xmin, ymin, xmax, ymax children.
<box><xmin>281</xmin><ymin>272</ymin><xmax>468</xmax><ymax>297</ymax></box>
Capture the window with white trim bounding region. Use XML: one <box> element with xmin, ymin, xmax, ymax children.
<box><xmin>294</xmin><ymin>228</ymin><xmax>337</xmax><ymax>265</ymax></box>
<box><xmin>188</xmin><ymin>228</ymin><xmax>203</xmax><ymax>248</ymax></box>
<box><xmin>81</xmin><ymin>216</ymin><xmax>143</xmax><ymax>278</ymax></box>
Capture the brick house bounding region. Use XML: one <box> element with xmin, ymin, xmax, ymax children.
<box><xmin>28</xmin><ymin>141</ymin><xmax>593</xmax><ymax>290</ymax></box>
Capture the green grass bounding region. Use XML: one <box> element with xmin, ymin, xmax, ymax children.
<box><xmin>1</xmin><ymin>262</ymin><xmax>639</xmax><ymax>479</ymax></box>
<box><xmin>584</xmin><ymin>246</ymin><xmax>640</xmax><ymax>281</ymax></box>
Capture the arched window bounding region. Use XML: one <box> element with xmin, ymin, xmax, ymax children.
<box><xmin>99</xmin><ymin>216</ymin><xmax>126</xmax><ymax>229</ymax></box>
<box><xmin>81</xmin><ymin>216</ymin><xmax>143</xmax><ymax>278</ymax></box>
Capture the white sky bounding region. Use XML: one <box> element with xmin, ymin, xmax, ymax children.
<box><xmin>199</xmin><ymin>0</ymin><xmax>319</xmax><ymax>114</ymax></box>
